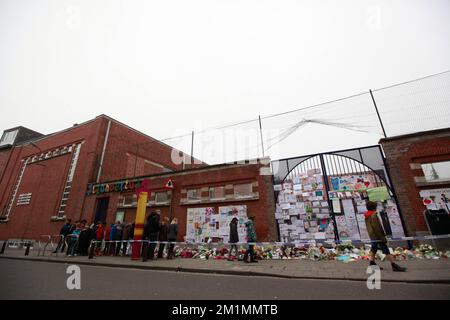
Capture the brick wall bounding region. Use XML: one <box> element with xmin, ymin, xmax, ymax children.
<box><xmin>84</xmin><ymin>160</ymin><xmax>277</xmax><ymax>242</ymax></box>
<box><xmin>380</xmin><ymin>129</ymin><xmax>450</xmax><ymax>236</ymax></box>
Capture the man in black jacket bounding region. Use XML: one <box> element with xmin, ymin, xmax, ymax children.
<box><xmin>142</xmin><ymin>211</ymin><xmax>160</xmax><ymax>261</ymax></box>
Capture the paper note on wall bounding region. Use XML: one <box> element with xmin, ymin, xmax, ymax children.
<box><xmin>367</xmin><ymin>187</ymin><xmax>390</xmax><ymax>202</ymax></box>
<box><xmin>332</xmin><ymin>199</ymin><xmax>341</xmax><ymax>213</ymax></box>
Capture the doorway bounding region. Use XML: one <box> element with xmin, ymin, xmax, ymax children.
<box><xmin>94</xmin><ymin>197</ymin><xmax>109</xmax><ymax>224</ymax></box>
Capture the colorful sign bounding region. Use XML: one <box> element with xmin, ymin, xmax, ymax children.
<box><xmin>86</xmin><ymin>179</ymin><xmax>144</xmax><ymax>196</ymax></box>
<box><xmin>330</xmin><ymin>175</ymin><xmax>376</xmax><ymax>191</ymax></box>
<box><xmin>367</xmin><ymin>186</ymin><xmax>391</xmax><ymax>202</ymax></box>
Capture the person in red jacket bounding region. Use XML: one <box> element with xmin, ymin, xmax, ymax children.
<box><xmin>95</xmin><ymin>222</ymin><xmax>105</xmax><ymax>256</ymax></box>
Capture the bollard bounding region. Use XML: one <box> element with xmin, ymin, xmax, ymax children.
<box><xmin>24</xmin><ymin>242</ymin><xmax>31</xmax><ymax>256</ymax></box>
<box><xmin>0</xmin><ymin>241</ymin><xmax>6</xmax><ymax>254</ymax></box>
<box><xmin>88</xmin><ymin>241</ymin><xmax>95</xmax><ymax>259</ymax></box>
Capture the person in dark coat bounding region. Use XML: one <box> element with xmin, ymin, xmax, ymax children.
<box><xmin>142</xmin><ymin>211</ymin><xmax>160</xmax><ymax>261</ymax></box>
<box><xmin>365</xmin><ymin>201</ymin><xmax>406</xmax><ymax>272</ymax></box>
<box><xmin>121</xmin><ymin>223</ymin><xmax>131</xmax><ymax>256</ymax></box>
<box><xmin>114</xmin><ymin>221</ymin><xmax>124</xmax><ymax>256</ymax></box>
<box><xmin>157</xmin><ymin>217</ymin><xmax>170</xmax><ymax>258</ymax></box>
<box><xmin>167</xmin><ymin>218</ymin><xmax>178</xmax><ymax>259</ymax></box>
<box><xmin>228</xmin><ymin>217</ymin><xmax>239</xmax><ymax>261</ymax></box>
<box><xmin>77</xmin><ymin>220</ymin><xmax>91</xmax><ymax>256</ymax></box>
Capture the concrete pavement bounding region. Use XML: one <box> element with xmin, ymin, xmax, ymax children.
<box><xmin>1</xmin><ymin>259</ymin><xmax>449</xmax><ymax>299</ymax></box>
<box><xmin>1</xmin><ymin>248</ymin><xmax>450</xmax><ymax>284</ymax></box>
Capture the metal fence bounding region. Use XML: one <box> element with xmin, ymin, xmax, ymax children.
<box><xmin>98</xmin><ymin>71</ymin><xmax>450</xmax><ymax>167</ymax></box>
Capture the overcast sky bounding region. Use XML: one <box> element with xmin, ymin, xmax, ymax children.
<box><xmin>1</xmin><ymin>0</ymin><xmax>449</xmax><ymax>163</ymax></box>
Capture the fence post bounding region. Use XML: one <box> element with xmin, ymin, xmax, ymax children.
<box><xmin>0</xmin><ymin>240</ymin><xmax>6</xmax><ymax>254</ymax></box>
<box><xmin>369</xmin><ymin>89</ymin><xmax>387</xmax><ymax>138</ymax></box>
<box><xmin>24</xmin><ymin>242</ymin><xmax>31</xmax><ymax>256</ymax></box>
<box><xmin>88</xmin><ymin>240</ymin><xmax>95</xmax><ymax>259</ymax></box>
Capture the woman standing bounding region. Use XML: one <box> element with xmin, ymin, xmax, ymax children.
<box><xmin>228</xmin><ymin>218</ymin><xmax>239</xmax><ymax>261</ymax></box>
<box><xmin>167</xmin><ymin>218</ymin><xmax>178</xmax><ymax>259</ymax></box>
<box><xmin>157</xmin><ymin>217</ymin><xmax>170</xmax><ymax>259</ymax></box>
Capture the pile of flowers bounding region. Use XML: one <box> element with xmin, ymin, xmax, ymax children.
<box><xmin>169</xmin><ymin>243</ymin><xmax>450</xmax><ymax>263</ymax></box>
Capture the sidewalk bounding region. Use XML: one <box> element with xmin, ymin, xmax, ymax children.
<box><xmin>1</xmin><ymin>249</ymin><xmax>449</xmax><ymax>284</ymax></box>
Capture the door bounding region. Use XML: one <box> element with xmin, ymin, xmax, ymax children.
<box><xmin>94</xmin><ymin>197</ymin><xmax>109</xmax><ymax>224</ymax></box>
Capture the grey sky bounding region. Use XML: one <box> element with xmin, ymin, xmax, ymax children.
<box><xmin>1</xmin><ymin>0</ymin><xmax>449</xmax><ymax>164</ymax></box>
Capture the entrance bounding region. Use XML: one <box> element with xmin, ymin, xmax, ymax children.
<box><xmin>94</xmin><ymin>197</ymin><xmax>109</xmax><ymax>224</ymax></box>
<box><xmin>271</xmin><ymin>145</ymin><xmax>407</xmax><ymax>243</ymax></box>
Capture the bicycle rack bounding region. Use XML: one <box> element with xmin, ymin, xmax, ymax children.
<box><xmin>37</xmin><ymin>235</ymin><xmax>52</xmax><ymax>256</ymax></box>
<box><xmin>49</xmin><ymin>234</ymin><xmax>64</xmax><ymax>256</ymax></box>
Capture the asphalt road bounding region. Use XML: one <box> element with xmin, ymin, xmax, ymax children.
<box><xmin>0</xmin><ymin>259</ymin><xmax>449</xmax><ymax>299</ymax></box>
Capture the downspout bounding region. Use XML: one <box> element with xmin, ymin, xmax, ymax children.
<box><xmin>96</xmin><ymin>120</ymin><xmax>111</xmax><ymax>183</ymax></box>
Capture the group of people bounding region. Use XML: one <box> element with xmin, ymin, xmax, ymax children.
<box><xmin>54</xmin><ymin>218</ymin><xmax>136</xmax><ymax>257</ymax></box>
<box><xmin>229</xmin><ymin>215</ymin><xmax>258</xmax><ymax>263</ymax></box>
<box><xmin>142</xmin><ymin>211</ymin><xmax>178</xmax><ymax>261</ymax></box>
<box><xmin>52</xmin><ymin>202</ymin><xmax>407</xmax><ymax>270</ymax></box>
<box><xmin>54</xmin><ymin>214</ymin><xmax>259</xmax><ymax>262</ymax></box>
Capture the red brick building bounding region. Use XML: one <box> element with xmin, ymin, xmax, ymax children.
<box><xmin>84</xmin><ymin>160</ymin><xmax>276</xmax><ymax>242</ymax></box>
<box><xmin>380</xmin><ymin>128</ymin><xmax>450</xmax><ymax>236</ymax></box>
<box><xmin>0</xmin><ymin>115</ymin><xmax>204</xmax><ymax>240</ymax></box>
<box><xmin>0</xmin><ymin>115</ymin><xmax>276</xmax><ymax>242</ymax></box>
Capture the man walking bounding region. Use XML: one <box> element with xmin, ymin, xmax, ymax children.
<box><xmin>365</xmin><ymin>201</ymin><xmax>407</xmax><ymax>272</ymax></box>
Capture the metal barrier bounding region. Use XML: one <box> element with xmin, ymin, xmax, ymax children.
<box><xmin>49</xmin><ymin>235</ymin><xmax>65</xmax><ymax>256</ymax></box>
<box><xmin>37</xmin><ymin>235</ymin><xmax>52</xmax><ymax>256</ymax></box>
<box><xmin>0</xmin><ymin>239</ymin><xmax>35</xmax><ymax>256</ymax></box>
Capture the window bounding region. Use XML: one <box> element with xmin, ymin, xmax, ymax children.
<box><xmin>209</xmin><ymin>186</ymin><xmax>225</xmax><ymax>200</ymax></box>
<box><xmin>234</xmin><ymin>183</ymin><xmax>253</xmax><ymax>198</ymax></box>
<box><xmin>122</xmin><ymin>194</ymin><xmax>136</xmax><ymax>206</ymax></box>
<box><xmin>0</xmin><ymin>130</ymin><xmax>18</xmax><ymax>146</ymax></box>
<box><xmin>155</xmin><ymin>191</ymin><xmax>168</xmax><ymax>204</ymax></box>
<box><xmin>187</xmin><ymin>188</ymin><xmax>201</xmax><ymax>201</ymax></box>
<box><xmin>115</xmin><ymin>211</ymin><xmax>125</xmax><ymax>223</ymax></box>
<box><xmin>422</xmin><ymin>161</ymin><xmax>450</xmax><ymax>182</ymax></box>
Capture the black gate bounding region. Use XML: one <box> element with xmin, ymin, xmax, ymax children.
<box><xmin>271</xmin><ymin>145</ymin><xmax>407</xmax><ymax>244</ymax></box>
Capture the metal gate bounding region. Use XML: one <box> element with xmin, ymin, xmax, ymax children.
<box><xmin>271</xmin><ymin>145</ymin><xmax>407</xmax><ymax>243</ymax></box>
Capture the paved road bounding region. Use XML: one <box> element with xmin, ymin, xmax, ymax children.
<box><xmin>0</xmin><ymin>259</ymin><xmax>449</xmax><ymax>299</ymax></box>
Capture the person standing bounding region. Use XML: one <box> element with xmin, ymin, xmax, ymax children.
<box><xmin>109</xmin><ymin>223</ymin><xmax>117</xmax><ymax>256</ymax></box>
<box><xmin>228</xmin><ymin>217</ymin><xmax>239</xmax><ymax>261</ymax></box>
<box><xmin>142</xmin><ymin>211</ymin><xmax>160</xmax><ymax>261</ymax></box>
<box><xmin>121</xmin><ymin>222</ymin><xmax>131</xmax><ymax>256</ymax></box>
<box><xmin>365</xmin><ymin>201</ymin><xmax>407</xmax><ymax>272</ymax></box>
<box><xmin>167</xmin><ymin>218</ymin><xmax>178</xmax><ymax>259</ymax></box>
<box><xmin>94</xmin><ymin>221</ymin><xmax>105</xmax><ymax>256</ymax></box>
<box><xmin>114</xmin><ymin>221</ymin><xmax>123</xmax><ymax>256</ymax></box>
<box><xmin>67</xmin><ymin>222</ymin><xmax>82</xmax><ymax>257</ymax></box>
<box><xmin>157</xmin><ymin>217</ymin><xmax>170</xmax><ymax>259</ymax></box>
<box><xmin>244</xmin><ymin>216</ymin><xmax>257</xmax><ymax>263</ymax></box>
<box><xmin>53</xmin><ymin>218</ymin><xmax>72</xmax><ymax>253</ymax></box>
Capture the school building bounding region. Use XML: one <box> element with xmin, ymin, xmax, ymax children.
<box><xmin>0</xmin><ymin>115</ymin><xmax>276</xmax><ymax>242</ymax></box>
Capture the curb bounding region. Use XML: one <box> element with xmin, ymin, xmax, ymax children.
<box><xmin>1</xmin><ymin>255</ymin><xmax>449</xmax><ymax>285</ymax></box>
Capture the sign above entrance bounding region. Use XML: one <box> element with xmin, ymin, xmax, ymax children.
<box><xmin>86</xmin><ymin>179</ymin><xmax>144</xmax><ymax>196</ymax></box>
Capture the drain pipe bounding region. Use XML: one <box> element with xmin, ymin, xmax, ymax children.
<box><xmin>96</xmin><ymin>120</ymin><xmax>111</xmax><ymax>183</ymax></box>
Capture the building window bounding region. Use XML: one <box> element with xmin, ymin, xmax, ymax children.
<box><xmin>187</xmin><ymin>188</ymin><xmax>201</xmax><ymax>201</ymax></box>
<box><xmin>209</xmin><ymin>186</ymin><xmax>225</xmax><ymax>200</ymax></box>
<box><xmin>122</xmin><ymin>194</ymin><xmax>136</xmax><ymax>206</ymax></box>
<box><xmin>421</xmin><ymin>161</ymin><xmax>450</xmax><ymax>183</ymax></box>
<box><xmin>155</xmin><ymin>191</ymin><xmax>169</xmax><ymax>204</ymax></box>
<box><xmin>0</xmin><ymin>130</ymin><xmax>18</xmax><ymax>146</ymax></box>
<box><xmin>115</xmin><ymin>211</ymin><xmax>125</xmax><ymax>223</ymax></box>
<box><xmin>234</xmin><ymin>183</ymin><xmax>253</xmax><ymax>198</ymax></box>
